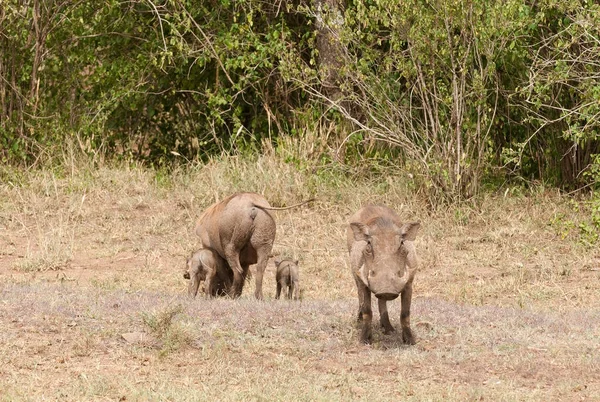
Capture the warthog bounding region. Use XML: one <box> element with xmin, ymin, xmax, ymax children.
<box><xmin>183</xmin><ymin>248</ymin><xmax>233</xmax><ymax>298</ymax></box>
<box><xmin>347</xmin><ymin>205</ymin><xmax>420</xmax><ymax>344</ymax></box>
<box><xmin>275</xmin><ymin>258</ymin><xmax>300</xmax><ymax>300</ymax></box>
<box><xmin>195</xmin><ymin>192</ymin><xmax>313</xmax><ymax>299</ymax></box>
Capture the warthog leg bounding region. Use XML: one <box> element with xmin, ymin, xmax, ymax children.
<box><xmin>203</xmin><ymin>273</ymin><xmax>215</xmax><ymax>299</ymax></box>
<box><xmin>291</xmin><ymin>280</ymin><xmax>299</xmax><ymax>300</ymax></box>
<box><xmin>253</xmin><ymin>245</ymin><xmax>270</xmax><ymax>300</ymax></box>
<box><xmin>378</xmin><ymin>298</ymin><xmax>395</xmax><ymax>334</ymax></box>
<box><xmin>360</xmin><ymin>288</ymin><xmax>373</xmax><ymax>344</ymax></box>
<box><xmin>354</xmin><ymin>274</ymin><xmax>366</xmax><ymax>322</ymax></box>
<box><xmin>400</xmin><ymin>281</ymin><xmax>415</xmax><ymax>345</ymax></box>
<box><xmin>224</xmin><ymin>245</ymin><xmax>245</xmax><ymax>298</ymax></box>
<box><xmin>188</xmin><ymin>274</ymin><xmax>201</xmax><ymax>298</ymax></box>
<box><xmin>229</xmin><ymin>270</ymin><xmax>244</xmax><ymax>298</ymax></box>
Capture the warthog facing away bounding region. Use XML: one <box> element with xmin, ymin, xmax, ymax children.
<box><xmin>195</xmin><ymin>192</ymin><xmax>313</xmax><ymax>299</ymax></box>
<box><xmin>183</xmin><ymin>248</ymin><xmax>233</xmax><ymax>298</ymax></box>
<box><xmin>275</xmin><ymin>258</ymin><xmax>300</xmax><ymax>300</ymax></box>
<box><xmin>347</xmin><ymin>205</ymin><xmax>420</xmax><ymax>344</ymax></box>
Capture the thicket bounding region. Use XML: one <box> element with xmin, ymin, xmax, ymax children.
<box><xmin>1</xmin><ymin>0</ymin><xmax>599</xmax><ymax>201</ymax></box>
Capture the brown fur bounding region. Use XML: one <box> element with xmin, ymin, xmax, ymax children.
<box><xmin>194</xmin><ymin>192</ymin><xmax>277</xmax><ymax>299</ymax></box>
<box><xmin>275</xmin><ymin>258</ymin><xmax>300</xmax><ymax>300</ymax></box>
<box><xmin>347</xmin><ymin>205</ymin><xmax>420</xmax><ymax>344</ymax></box>
<box><xmin>184</xmin><ymin>248</ymin><xmax>233</xmax><ymax>298</ymax></box>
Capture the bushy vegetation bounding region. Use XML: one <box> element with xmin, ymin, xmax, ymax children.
<box><xmin>1</xmin><ymin>0</ymin><xmax>599</xmax><ymax>199</ymax></box>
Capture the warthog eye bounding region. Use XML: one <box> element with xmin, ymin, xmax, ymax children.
<box><xmin>369</xmin><ymin>269</ymin><xmax>375</xmax><ymax>277</ymax></box>
<box><xmin>398</xmin><ymin>240</ymin><xmax>409</xmax><ymax>255</ymax></box>
<box><xmin>364</xmin><ymin>240</ymin><xmax>373</xmax><ymax>255</ymax></box>
<box><xmin>398</xmin><ymin>245</ymin><xmax>408</xmax><ymax>256</ymax></box>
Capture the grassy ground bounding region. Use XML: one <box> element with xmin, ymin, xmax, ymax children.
<box><xmin>1</xmin><ymin>152</ymin><xmax>599</xmax><ymax>401</ymax></box>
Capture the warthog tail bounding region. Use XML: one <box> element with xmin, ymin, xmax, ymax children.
<box><xmin>253</xmin><ymin>198</ymin><xmax>315</xmax><ymax>211</ymax></box>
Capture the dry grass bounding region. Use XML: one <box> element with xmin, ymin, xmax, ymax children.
<box><xmin>1</xmin><ymin>151</ymin><xmax>599</xmax><ymax>401</ymax></box>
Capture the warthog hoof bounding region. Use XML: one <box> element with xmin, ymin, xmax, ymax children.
<box><xmin>402</xmin><ymin>328</ymin><xmax>416</xmax><ymax>345</ymax></box>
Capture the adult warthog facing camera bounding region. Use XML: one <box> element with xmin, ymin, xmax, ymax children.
<box><xmin>347</xmin><ymin>205</ymin><xmax>421</xmax><ymax>345</ymax></box>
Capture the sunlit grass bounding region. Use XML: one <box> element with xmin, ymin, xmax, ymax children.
<box><xmin>0</xmin><ymin>144</ymin><xmax>599</xmax><ymax>400</ymax></box>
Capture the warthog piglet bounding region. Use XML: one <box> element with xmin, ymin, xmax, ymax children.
<box><xmin>275</xmin><ymin>258</ymin><xmax>300</xmax><ymax>300</ymax></box>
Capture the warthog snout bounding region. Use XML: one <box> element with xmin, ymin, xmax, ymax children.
<box><xmin>375</xmin><ymin>292</ymin><xmax>399</xmax><ymax>301</ymax></box>
<box><xmin>368</xmin><ymin>269</ymin><xmax>406</xmax><ymax>300</ymax></box>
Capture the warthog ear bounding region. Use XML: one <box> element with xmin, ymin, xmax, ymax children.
<box><xmin>350</xmin><ymin>222</ymin><xmax>370</xmax><ymax>242</ymax></box>
<box><xmin>400</xmin><ymin>221</ymin><xmax>420</xmax><ymax>241</ymax></box>
<box><xmin>294</xmin><ymin>260</ymin><xmax>299</xmax><ymax>266</ymax></box>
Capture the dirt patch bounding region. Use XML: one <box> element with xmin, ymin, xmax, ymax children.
<box><xmin>2</xmin><ymin>283</ymin><xmax>599</xmax><ymax>400</ymax></box>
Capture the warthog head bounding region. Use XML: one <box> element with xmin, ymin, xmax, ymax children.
<box><xmin>350</xmin><ymin>219</ymin><xmax>420</xmax><ymax>300</ymax></box>
<box><xmin>184</xmin><ymin>251</ymin><xmax>208</xmax><ymax>281</ymax></box>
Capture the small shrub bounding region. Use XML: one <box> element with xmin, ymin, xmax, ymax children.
<box><xmin>141</xmin><ymin>304</ymin><xmax>192</xmax><ymax>357</ymax></box>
